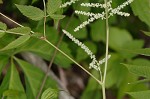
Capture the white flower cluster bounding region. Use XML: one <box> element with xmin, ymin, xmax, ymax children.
<box><xmin>62</xmin><ymin>29</ymin><xmax>111</xmax><ymax>71</ymax></box>
<box><xmin>74</xmin><ymin>0</ymin><xmax>134</xmax><ymax>32</ymax></box>
<box><xmin>60</xmin><ymin>0</ymin><xmax>79</xmax><ymax>8</ymax></box>
<box><xmin>80</xmin><ymin>0</ymin><xmax>112</xmax><ymax>8</ymax></box>
<box><xmin>74</xmin><ymin>11</ymin><xmax>105</xmax><ymax>32</ymax></box>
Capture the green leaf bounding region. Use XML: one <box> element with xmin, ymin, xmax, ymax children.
<box><xmin>0</xmin><ymin>55</ymin><xmax>8</xmax><ymax>75</ymax></box>
<box><xmin>0</xmin><ymin>22</ymin><xmax>7</xmax><ymax>30</ymax></box>
<box><xmin>16</xmin><ymin>26</ymin><xmax>73</xmax><ymax>68</ymax></box>
<box><xmin>41</xmin><ymin>88</ymin><xmax>58</xmax><ymax>99</ymax></box>
<box><xmin>7</xmin><ymin>27</ymin><xmax>31</xmax><ymax>35</ymax></box>
<box><xmin>131</xmin><ymin>0</ymin><xmax>150</xmax><ymax>27</ymax></box>
<box><xmin>90</xmin><ymin>19</ymin><xmax>105</xmax><ymax>42</ymax></box>
<box><xmin>15</xmin><ymin>4</ymin><xmax>44</xmax><ymax>21</ymax></box>
<box><xmin>119</xmin><ymin>40</ymin><xmax>144</xmax><ymax>58</ymax></box>
<box><xmin>14</xmin><ymin>58</ymin><xmax>57</xmax><ymax>98</ymax></box>
<box><xmin>122</xmin><ymin>48</ymin><xmax>150</xmax><ymax>56</ymax></box>
<box><xmin>0</xmin><ymin>61</ymin><xmax>26</xmax><ymax>99</ymax></box>
<box><xmin>123</xmin><ymin>63</ymin><xmax>150</xmax><ymax>79</ymax></box>
<box><xmin>143</xmin><ymin>31</ymin><xmax>150</xmax><ymax>37</ymax></box>
<box><xmin>127</xmin><ymin>90</ymin><xmax>150</xmax><ymax>99</ymax></box>
<box><xmin>47</xmin><ymin>0</ymin><xmax>62</xmax><ymax>14</ymax></box>
<box><xmin>109</xmin><ymin>27</ymin><xmax>132</xmax><ymax>51</ymax></box>
<box><xmin>50</xmin><ymin>14</ymin><xmax>65</xmax><ymax>20</ymax></box>
<box><xmin>0</xmin><ymin>31</ymin><xmax>5</xmax><ymax>38</ymax></box>
<box><xmin>3</xmin><ymin>90</ymin><xmax>21</xmax><ymax>97</ymax></box>
<box><xmin>0</xmin><ymin>35</ymin><xmax>30</xmax><ymax>51</ymax></box>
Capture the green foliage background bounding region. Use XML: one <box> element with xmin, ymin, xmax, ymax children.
<box><xmin>0</xmin><ymin>0</ymin><xmax>150</xmax><ymax>99</ymax></box>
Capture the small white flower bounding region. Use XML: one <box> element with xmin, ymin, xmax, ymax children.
<box><xmin>60</xmin><ymin>0</ymin><xmax>79</xmax><ymax>8</ymax></box>
<box><xmin>74</xmin><ymin>0</ymin><xmax>134</xmax><ymax>31</ymax></box>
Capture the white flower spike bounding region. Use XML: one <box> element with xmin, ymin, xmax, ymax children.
<box><xmin>60</xmin><ymin>0</ymin><xmax>79</xmax><ymax>8</ymax></box>
<box><xmin>62</xmin><ymin>29</ymin><xmax>111</xmax><ymax>71</ymax></box>
<box><xmin>74</xmin><ymin>0</ymin><xmax>134</xmax><ymax>32</ymax></box>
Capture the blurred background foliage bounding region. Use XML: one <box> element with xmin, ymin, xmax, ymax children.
<box><xmin>0</xmin><ymin>0</ymin><xmax>150</xmax><ymax>99</ymax></box>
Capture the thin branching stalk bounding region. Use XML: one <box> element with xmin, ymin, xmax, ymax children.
<box><xmin>44</xmin><ymin>39</ymin><xmax>103</xmax><ymax>85</ymax></box>
<box><xmin>102</xmin><ymin>0</ymin><xmax>110</xmax><ymax>99</ymax></box>
<box><xmin>0</xmin><ymin>12</ymin><xmax>34</xmax><ymax>34</ymax></box>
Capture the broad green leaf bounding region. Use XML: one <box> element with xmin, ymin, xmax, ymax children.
<box><xmin>0</xmin><ymin>62</ymin><xmax>26</xmax><ymax>99</ymax></box>
<box><xmin>50</xmin><ymin>14</ymin><xmax>65</xmax><ymax>20</ymax></box>
<box><xmin>15</xmin><ymin>4</ymin><xmax>44</xmax><ymax>21</ymax></box>
<box><xmin>6</xmin><ymin>62</ymin><xmax>26</xmax><ymax>99</ymax></box>
<box><xmin>123</xmin><ymin>63</ymin><xmax>150</xmax><ymax>79</ymax></box>
<box><xmin>41</xmin><ymin>88</ymin><xmax>58</xmax><ymax>99</ymax></box>
<box><xmin>0</xmin><ymin>35</ymin><xmax>30</xmax><ymax>51</ymax></box>
<box><xmin>131</xmin><ymin>0</ymin><xmax>150</xmax><ymax>27</ymax></box>
<box><xmin>14</xmin><ymin>58</ymin><xmax>57</xmax><ymax>98</ymax></box>
<box><xmin>0</xmin><ymin>22</ymin><xmax>7</xmax><ymax>30</ymax></box>
<box><xmin>109</xmin><ymin>27</ymin><xmax>132</xmax><ymax>51</ymax></box>
<box><xmin>143</xmin><ymin>31</ymin><xmax>150</xmax><ymax>37</ymax></box>
<box><xmin>122</xmin><ymin>48</ymin><xmax>150</xmax><ymax>56</ymax></box>
<box><xmin>7</xmin><ymin>27</ymin><xmax>31</xmax><ymax>35</ymax></box>
<box><xmin>0</xmin><ymin>55</ymin><xmax>8</xmax><ymax>75</ymax></box>
<box><xmin>127</xmin><ymin>90</ymin><xmax>150</xmax><ymax>99</ymax></box>
<box><xmin>47</xmin><ymin>0</ymin><xmax>62</xmax><ymax>14</ymax></box>
<box><xmin>0</xmin><ymin>31</ymin><xmax>5</xmax><ymax>38</ymax></box>
<box><xmin>119</xmin><ymin>40</ymin><xmax>144</xmax><ymax>58</ymax></box>
<box><xmin>16</xmin><ymin>26</ymin><xmax>73</xmax><ymax>68</ymax></box>
<box><xmin>76</xmin><ymin>41</ymin><xmax>97</xmax><ymax>62</ymax></box>
<box><xmin>61</xmin><ymin>17</ymin><xmax>87</xmax><ymax>39</ymax></box>
<box><xmin>90</xmin><ymin>19</ymin><xmax>105</xmax><ymax>42</ymax></box>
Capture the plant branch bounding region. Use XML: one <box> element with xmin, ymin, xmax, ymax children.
<box><xmin>102</xmin><ymin>0</ymin><xmax>110</xmax><ymax>99</ymax></box>
<box><xmin>42</xmin><ymin>0</ymin><xmax>46</xmax><ymax>37</ymax></box>
<box><xmin>0</xmin><ymin>12</ymin><xmax>34</xmax><ymax>34</ymax></box>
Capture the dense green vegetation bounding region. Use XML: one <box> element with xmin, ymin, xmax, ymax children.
<box><xmin>0</xmin><ymin>0</ymin><xmax>150</xmax><ymax>99</ymax></box>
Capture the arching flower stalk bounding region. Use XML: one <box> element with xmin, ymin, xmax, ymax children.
<box><xmin>62</xmin><ymin>29</ymin><xmax>111</xmax><ymax>71</ymax></box>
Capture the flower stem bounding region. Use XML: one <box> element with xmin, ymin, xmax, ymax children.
<box><xmin>102</xmin><ymin>0</ymin><xmax>110</xmax><ymax>98</ymax></box>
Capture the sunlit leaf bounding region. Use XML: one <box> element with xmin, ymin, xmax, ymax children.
<box><xmin>0</xmin><ymin>35</ymin><xmax>30</xmax><ymax>51</ymax></box>
<box><xmin>47</xmin><ymin>0</ymin><xmax>62</xmax><ymax>14</ymax></box>
<box><xmin>41</xmin><ymin>88</ymin><xmax>58</xmax><ymax>99</ymax></box>
<box><xmin>7</xmin><ymin>27</ymin><xmax>31</xmax><ymax>35</ymax></box>
<box><xmin>15</xmin><ymin>4</ymin><xmax>44</xmax><ymax>21</ymax></box>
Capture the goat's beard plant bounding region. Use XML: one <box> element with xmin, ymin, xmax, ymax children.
<box><xmin>0</xmin><ymin>0</ymin><xmax>134</xmax><ymax>98</ymax></box>
<box><xmin>61</xmin><ymin>0</ymin><xmax>134</xmax><ymax>99</ymax></box>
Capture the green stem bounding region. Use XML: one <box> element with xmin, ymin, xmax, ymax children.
<box><xmin>102</xmin><ymin>0</ymin><xmax>110</xmax><ymax>99</ymax></box>
<box><xmin>42</xmin><ymin>0</ymin><xmax>46</xmax><ymax>37</ymax></box>
<box><xmin>44</xmin><ymin>39</ymin><xmax>102</xmax><ymax>85</ymax></box>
